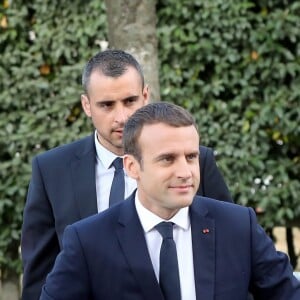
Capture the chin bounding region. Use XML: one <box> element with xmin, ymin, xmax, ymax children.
<box><xmin>179</xmin><ymin>197</ymin><xmax>194</xmax><ymax>208</ymax></box>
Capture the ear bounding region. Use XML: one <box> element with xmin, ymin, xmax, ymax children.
<box><xmin>81</xmin><ymin>94</ymin><xmax>92</xmax><ymax>118</ymax></box>
<box><xmin>143</xmin><ymin>84</ymin><xmax>150</xmax><ymax>105</ymax></box>
<box><xmin>123</xmin><ymin>154</ymin><xmax>140</xmax><ymax>180</ymax></box>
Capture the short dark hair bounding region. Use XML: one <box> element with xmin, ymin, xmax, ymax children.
<box><xmin>123</xmin><ymin>102</ymin><xmax>198</xmax><ymax>162</ymax></box>
<box><xmin>82</xmin><ymin>49</ymin><xmax>145</xmax><ymax>94</ymax></box>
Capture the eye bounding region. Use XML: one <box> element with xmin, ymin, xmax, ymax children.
<box><xmin>163</xmin><ymin>156</ymin><xmax>173</xmax><ymax>162</ymax></box>
<box><xmin>124</xmin><ymin>97</ymin><xmax>138</xmax><ymax>106</ymax></box>
<box><xmin>186</xmin><ymin>153</ymin><xmax>199</xmax><ymax>161</ymax></box>
<box><xmin>97</xmin><ymin>102</ymin><xmax>113</xmax><ymax>110</ymax></box>
<box><xmin>158</xmin><ymin>155</ymin><xmax>174</xmax><ymax>164</ymax></box>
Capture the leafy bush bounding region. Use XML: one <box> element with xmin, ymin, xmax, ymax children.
<box><xmin>0</xmin><ymin>0</ymin><xmax>107</xmax><ymax>276</ymax></box>
<box><xmin>1</xmin><ymin>0</ymin><xmax>299</xmax><ymax>277</ymax></box>
<box><xmin>157</xmin><ymin>0</ymin><xmax>300</xmax><ymax>228</ymax></box>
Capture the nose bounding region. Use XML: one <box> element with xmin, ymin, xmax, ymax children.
<box><xmin>114</xmin><ymin>106</ymin><xmax>128</xmax><ymax>124</ymax></box>
<box><xmin>175</xmin><ymin>158</ymin><xmax>192</xmax><ymax>180</ymax></box>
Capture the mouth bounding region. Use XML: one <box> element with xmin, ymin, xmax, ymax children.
<box><xmin>113</xmin><ymin>128</ymin><xmax>123</xmax><ymax>135</ymax></box>
<box><xmin>169</xmin><ymin>184</ymin><xmax>193</xmax><ymax>192</ymax></box>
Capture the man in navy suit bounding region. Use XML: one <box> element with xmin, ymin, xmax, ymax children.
<box><xmin>21</xmin><ymin>50</ymin><xmax>232</xmax><ymax>300</ymax></box>
<box><xmin>40</xmin><ymin>102</ymin><xmax>300</xmax><ymax>300</ymax></box>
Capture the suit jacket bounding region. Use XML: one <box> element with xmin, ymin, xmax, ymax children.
<box><xmin>39</xmin><ymin>195</ymin><xmax>300</xmax><ymax>300</ymax></box>
<box><xmin>21</xmin><ymin>134</ymin><xmax>232</xmax><ymax>300</ymax></box>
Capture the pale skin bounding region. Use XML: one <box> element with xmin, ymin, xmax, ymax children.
<box><xmin>81</xmin><ymin>67</ymin><xmax>149</xmax><ymax>156</ymax></box>
<box><xmin>124</xmin><ymin>123</ymin><xmax>200</xmax><ymax>220</ymax></box>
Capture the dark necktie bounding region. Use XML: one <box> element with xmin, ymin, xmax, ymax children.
<box><xmin>109</xmin><ymin>157</ymin><xmax>125</xmax><ymax>207</ymax></box>
<box><xmin>155</xmin><ymin>222</ymin><xmax>181</xmax><ymax>300</ymax></box>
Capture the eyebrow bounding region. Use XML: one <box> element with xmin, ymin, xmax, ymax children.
<box><xmin>95</xmin><ymin>95</ymin><xmax>139</xmax><ymax>104</ymax></box>
<box><xmin>154</xmin><ymin>153</ymin><xmax>174</xmax><ymax>161</ymax></box>
<box><xmin>121</xmin><ymin>95</ymin><xmax>139</xmax><ymax>102</ymax></box>
<box><xmin>154</xmin><ymin>150</ymin><xmax>199</xmax><ymax>161</ymax></box>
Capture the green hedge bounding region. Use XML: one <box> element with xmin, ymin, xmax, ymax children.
<box><xmin>157</xmin><ymin>0</ymin><xmax>300</xmax><ymax>226</ymax></box>
<box><xmin>0</xmin><ymin>0</ymin><xmax>107</xmax><ymax>276</ymax></box>
<box><xmin>1</xmin><ymin>0</ymin><xmax>299</xmax><ymax>276</ymax></box>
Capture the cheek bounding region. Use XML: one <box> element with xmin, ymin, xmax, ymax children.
<box><xmin>91</xmin><ymin>109</ymin><xmax>109</xmax><ymax>122</ymax></box>
<box><xmin>151</xmin><ymin>170</ymin><xmax>172</xmax><ymax>187</ymax></box>
<box><xmin>127</xmin><ymin>106</ymin><xmax>140</xmax><ymax>117</ymax></box>
<box><xmin>132</xmin><ymin>101</ymin><xmax>145</xmax><ymax>111</ymax></box>
<box><xmin>193</xmin><ymin>167</ymin><xmax>200</xmax><ymax>179</ymax></box>
<box><xmin>140</xmin><ymin>170</ymin><xmax>164</xmax><ymax>187</ymax></box>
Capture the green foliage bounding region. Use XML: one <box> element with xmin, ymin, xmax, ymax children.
<box><xmin>0</xmin><ymin>0</ymin><xmax>107</xmax><ymax>276</ymax></box>
<box><xmin>1</xmin><ymin>0</ymin><xmax>300</xmax><ymax>277</ymax></box>
<box><xmin>157</xmin><ymin>0</ymin><xmax>300</xmax><ymax>228</ymax></box>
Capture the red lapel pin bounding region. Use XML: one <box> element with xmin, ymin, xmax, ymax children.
<box><xmin>202</xmin><ymin>228</ymin><xmax>210</xmax><ymax>234</ymax></box>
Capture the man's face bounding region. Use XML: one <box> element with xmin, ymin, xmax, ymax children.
<box><xmin>81</xmin><ymin>67</ymin><xmax>149</xmax><ymax>155</ymax></box>
<box><xmin>124</xmin><ymin>123</ymin><xmax>200</xmax><ymax>220</ymax></box>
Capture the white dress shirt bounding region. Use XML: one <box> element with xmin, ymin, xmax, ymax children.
<box><xmin>135</xmin><ymin>195</ymin><xmax>196</xmax><ymax>300</ymax></box>
<box><xmin>94</xmin><ymin>132</ymin><xmax>137</xmax><ymax>212</ymax></box>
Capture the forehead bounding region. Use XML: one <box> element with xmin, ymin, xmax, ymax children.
<box><xmin>89</xmin><ymin>67</ymin><xmax>142</xmax><ymax>88</ymax></box>
<box><xmin>87</xmin><ymin>67</ymin><xmax>143</xmax><ymax>100</ymax></box>
<box><xmin>138</xmin><ymin>123</ymin><xmax>199</xmax><ymax>154</ymax></box>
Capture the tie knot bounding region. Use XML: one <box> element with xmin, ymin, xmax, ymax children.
<box><xmin>111</xmin><ymin>157</ymin><xmax>123</xmax><ymax>170</ymax></box>
<box><xmin>155</xmin><ymin>222</ymin><xmax>174</xmax><ymax>239</ymax></box>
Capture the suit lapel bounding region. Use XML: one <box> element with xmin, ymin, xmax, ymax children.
<box><xmin>70</xmin><ymin>135</ymin><xmax>98</xmax><ymax>219</ymax></box>
<box><xmin>190</xmin><ymin>198</ymin><xmax>215</xmax><ymax>300</ymax></box>
<box><xmin>116</xmin><ymin>195</ymin><xmax>164</xmax><ymax>300</ymax></box>
<box><xmin>116</xmin><ymin>195</ymin><xmax>216</xmax><ymax>300</ymax></box>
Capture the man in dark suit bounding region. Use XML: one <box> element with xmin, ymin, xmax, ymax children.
<box><xmin>40</xmin><ymin>102</ymin><xmax>300</xmax><ymax>300</ymax></box>
<box><xmin>21</xmin><ymin>50</ymin><xmax>232</xmax><ymax>300</ymax></box>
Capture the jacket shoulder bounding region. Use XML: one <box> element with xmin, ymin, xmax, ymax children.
<box><xmin>199</xmin><ymin>145</ymin><xmax>211</xmax><ymax>153</ymax></box>
<box><xmin>193</xmin><ymin>195</ymin><xmax>251</xmax><ymax>221</ymax></box>
<box><xmin>34</xmin><ymin>134</ymin><xmax>94</xmax><ymax>163</ymax></box>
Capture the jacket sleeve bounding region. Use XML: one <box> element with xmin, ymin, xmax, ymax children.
<box><xmin>39</xmin><ymin>225</ymin><xmax>91</xmax><ymax>300</ymax></box>
<box><xmin>248</xmin><ymin>208</ymin><xmax>300</xmax><ymax>299</ymax></box>
<box><xmin>21</xmin><ymin>156</ymin><xmax>60</xmax><ymax>300</ymax></box>
<box><xmin>198</xmin><ymin>146</ymin><xmax>233</xmax><ymax>202</ymax></box>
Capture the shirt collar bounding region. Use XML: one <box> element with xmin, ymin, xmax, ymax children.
<box><xmin>135</xmin><ymin>193</ymin><xmax>190</xmax><ymax>233</ymax></box>
<box><xmin>94</xmin><ymin>130</ymin><xmax>121</xmax><ymax>169</ymax></box>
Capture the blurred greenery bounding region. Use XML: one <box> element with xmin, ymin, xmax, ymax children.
<box><xmin>0</xmin><ymin>0</ymin><xmax>107</xmax><ymax>277</ymax></box>
<box><xmin>157</xmin><ymin>0</ymin><xmax>300</xmax><ymax>228</ymax></box>
<box><xmin>0</xmin><ymin>0</ymin><xmax>299</xmax><ymax>277</ymax></box>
